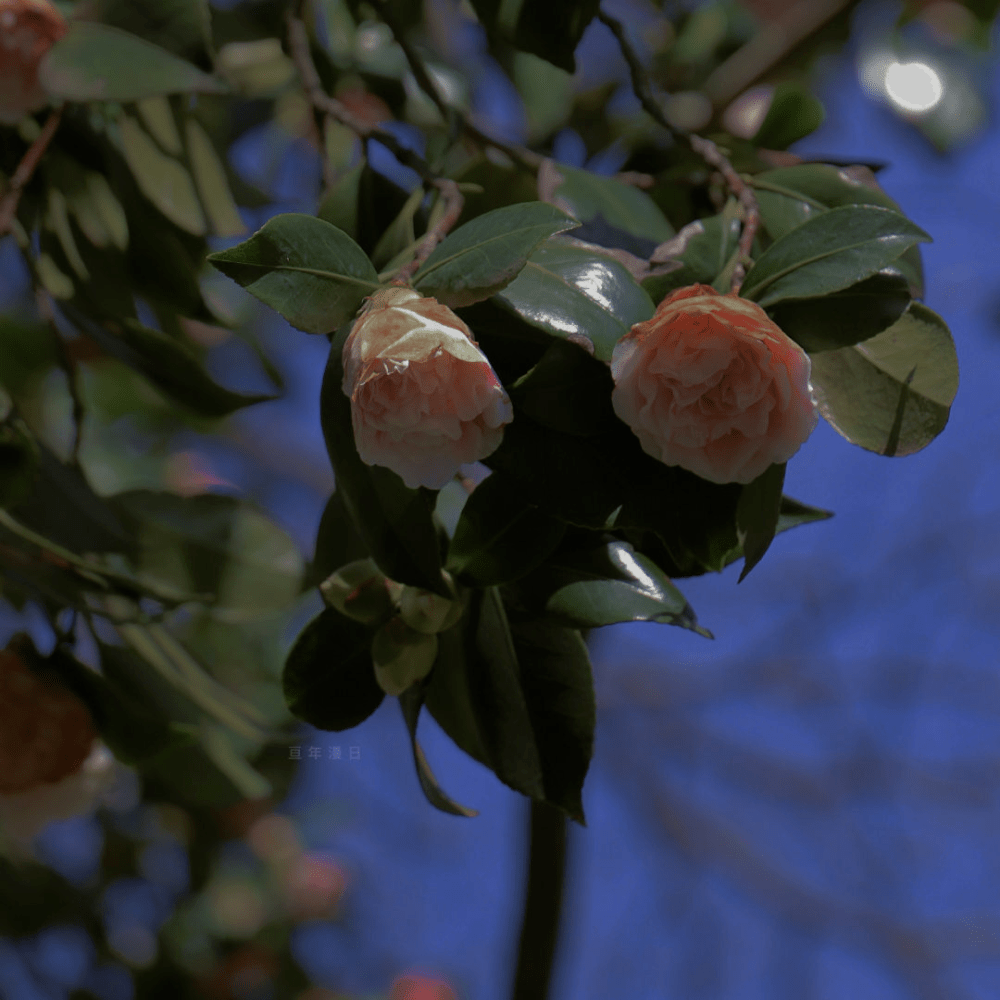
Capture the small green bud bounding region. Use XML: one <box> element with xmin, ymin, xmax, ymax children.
<box><xmin>371</xmin><ymin>616</ymin><xmax>438</xmax><ymax>696</ymax></box>
<box><xmin>398</xmin><ymin>572</ymin><xmax>463</xmax><ymax>634</ymax></box>
<box><xmin>319</xmin><ymin>558</ymin><xmax>402</xmax><ymax>625</ymax></box>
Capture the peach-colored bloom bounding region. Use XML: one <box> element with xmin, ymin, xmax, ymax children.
<box><xmin>0</xmin><ymin>0</ymin><xmax>67</xmax><ymax>124</ymax></box>
<box><xmin>610</xmin><ymin>284</ymin><xmax>818</xmax><ymax>484</ymax></box>
<box><xmin>342</xmin><ymin>287</ymin><xmax>513</xmax><ymax>490</ymax></box>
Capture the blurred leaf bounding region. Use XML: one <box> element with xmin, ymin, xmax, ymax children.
<box><xmin>469</xmin><ymin>0</ymin><xmax>601</xmax><ymax>72</ymax></box>
<box><xmin>184</xmin><ymin>118</ymin><xmax>246</xmax><ymax>237</ymax></box>
<box><xmin>118</xmin><ymin>114</ymin><xmax>207</xmax><ymax>236</ymax></box>
<box><xmin>446</xmin><ymin>472</ymin><xmax>566</xmax><ymax>585</ymax></box>
<box><xmin>371</xmin><ymin>186</ymin><xmax>423</xmax><ymax>270</ymax></box>
<box><xmin>0</xmin><ymin>421</ymin><xmax>39</xmax><ymax>509</ymax></box>
<box><xmin>735</xmin><ymin>462</ymin><xmax>785</xmax><ymax>582</ymax></box>
<box><xmin>452</xmin><ymin>155</ymin><xmax>539</xmax><ymax>222</ymax></box>
<box><xmin>496</xmin><ymin>236</ymin><xmax>655</xmax><ymax>362</ymax></box>
<box><xmin>508</xmin><ymin>337</ymin><xmax>618</xmax><ymax>434</ymax></box>
<box><xmin>514</xmin><ymin>52</ymin><xmax>574</xmax><ymax>142</ymax></box>
<box><xmin>135</xmin><ymin>95</ymin><xmax>183</xmax><ymax>154</ymax></box>
<box><xmin>809</xmin><ymin>302</ymin><xmax>959</xmax><ymax>456</ymax></box>
<box><xmin>75</xmin><ymin>314</ymin><xmax>273</xmax><ymax>418</ymax></box>
<box><xmin>412</xmin><ymin>202</ymin><xmax>578</xmax><ymax>308</ymax></box>
<box><xmin>90</xmin><ymin>0</ymin><xmax>214</xmax><ymax>63</ymax></box>
<box><xmin>752</xmin><ymin>82</ymin><xmax>825</xmax><ymax>150</ymax></box>
<box><xmin>512</xmin><ymin>536</ymin><xmax>711</xmax><ymax>636</ymax></box>
<box><xmin>540</xmin><ymin>161</ymin><xmax>675</xmax><ymax>245</ymax></box>
<box><xmin>39</xmin><ymin>22</ymin><xmax>225</xmax><ymax>102</ymax></box>
<box><xmin>318</xmin><ymin>162</ymin><xmax>365</xmax><ymax>240</ymax></box>
<box><xmin>767</xmin><ymin>270</ymin><xmax>912</xmax><ymax>352</ymax></box>
<box><xmin>398</xmin><ymin>685</ymin><xmax>479</xmax><ymax>817</ymax></box>
<box><xmin>740</xmin><ymin>205</ymin><xmax>931</xmax><ymax>307</ymax></box>
<box><xmin>320</xmin><ymin>329</ymin><xmax>450</xmax><ymax>595</ymax></box>
<box><xmin>114</xmin><ymin>492</ymin><xmax>304</xmax><ymax>614</ymax></box>
<box><xmin>283</xmin><ymin>608</ymin><xmax>384</xmax><ymax>730</ymax></box>
<box><xmin>208</xmin><ymin>214</ymin><xmax>380</xmax><ymax>334</ymax></box>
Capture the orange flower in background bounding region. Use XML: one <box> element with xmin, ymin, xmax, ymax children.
<box><xmin>610</xmin><ymin>284</ymin><xmax>818</xmax><ymax>485</ymax></box>
<box><xmin>0</xmin><ymin>0</ymin><xmax>67</xmax><ymax>124</ymax></box>
<box><xmin>342</xmin><ymin>287</ymin><xmax>513</xmax><ymax>490</ymax></box>
<box><xmin>0</xmin><ymin>644</ymin><xmax>95</xmax><ymax>793</ymax></box>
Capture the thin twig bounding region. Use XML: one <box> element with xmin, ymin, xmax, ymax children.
<box><xmin>597</xmin><ymin>11</ymin><xmax>760</xmax><ymax>293</ymax></box>
<box><xmin>393</xmin><ymin>178</ymin><xmax>464</xmax><ymax>283</ymax></box>
<box><xmin>0</xmin><ymin>107</ymin><xmax>63</xmax><ymax>236</ymax></box>
<box><xmin>362</xmin><ymin>0</ymin><xmax>545</xmax><ymax>173</ymax></box>
<box><xmin>35</xmin><ymin>289</ymin><xmax>83</xmax><ymax>463</ymax></box>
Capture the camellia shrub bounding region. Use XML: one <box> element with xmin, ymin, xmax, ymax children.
<box><xmin>0</xmin><ymin>0</ymin><xmax>962</xmax><ymax>990</ymax></box>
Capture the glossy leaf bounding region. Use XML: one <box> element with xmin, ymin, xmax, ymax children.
<box><xmin>446</xmin><ymin>472</ymin><xmax>566</xmax><ymax>585</ymax></box>
<box><xmin>751</xmin><ymin>164</ymin><xmax>925</xmax><ymax>295</ymax></box>
<box><xmin>320</xmin><ymin>329</ymin><xmax>450</xmax><ymax>596</ymax></box>
<box><xmin>398</xmin><ymin>686</ymin><xmax>479</xmax><ymax>817</ymax></box>
<box><xmin>283</xmin><ymin>608</ymin><xmax>385</xmax><ymax>731</ymax></box>
<box><xmin>496</xmin><ymin>236</ymin><xmax>655</xmax><ymax>362</ymax></box>
<box><xmin>39</xmin><ymin>22</ymin><xmax>225</xmax><ymax>103</ymax></box>
<box><xmin>208</xmin><ymin>214</ymin><xmax>380</xmax><ymax>334</ymax></box>
<box><xmin>513</xmin><ymin>537</ymin><xmax>711</xmax><ymax>636</ymax></box>
<box><xmin>767</xmin><ymin>270</ymin><xmax>912</xmax><ymax>353</ymax></box>
<box><xmin>740</xmin><ymin>205</ymin><xmax>931</xmax><ymax>308</ymax></box>
<box><xmin>809</xmin><ymin>303</ymin><xmax>959</xmax><ymax>456</ymax></box>
<box><xmin>412</xmin><ymin>203</ymin><xmax>578</xmax><ymax>308</ymax></box>
<box><xmin>541</xmin><ymin>161</ymin><xmax>675</xmax><ymax>246</ymax></box>
<box><xmin>735</xmin><ymin>463</ymin><xmax>786</xmax><ymax>583</ymax></box>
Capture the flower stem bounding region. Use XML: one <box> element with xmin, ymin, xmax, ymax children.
<box><xmin>511</xmin><ymin>798</ymin><xmax>568</xmax><ymax>1000</ymax></box>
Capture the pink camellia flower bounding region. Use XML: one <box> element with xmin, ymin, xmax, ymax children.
<box><xmin>342</xmin><ymin>287</ymin><xmax>513</xmax><ymax>490</ymax></box>
<box><xmin>0</xmin><ymin>0</ymin><xmax>67</xmax><ymax>125</ymax></box>
<box><xmin>610</xmin><ymin>284</ymin><xmax>818</xmax><ymax>484</ymax></box>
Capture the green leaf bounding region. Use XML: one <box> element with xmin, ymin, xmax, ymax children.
<box><xmin>425</xmin><ymin>592</ymin><xmax>594</xmax><ymax>821</ymax></box>
<box><xmin>92</xmin><ymin>0</ymin><xmax>214</xmax><ymax>63</ymax></box>
<box><xmin>208</xmin><ymin>214</ymin><xmax>380</xmax><ymax>334</ymax></box>
<box><xmin>496</xmin><ymin>236</ymin><xmax>655</xmax><ymax>362</ymax></box>
<box><xmin>39</xmin><ymin>22</ymin><xmax>225</xmax><ymax>102</ymax></box>
<box><xmin>320</xmin><ymin>329</ymin><xmax>449</xmax><ymax>595</ymax></box>
<box><xmin>809</xmin><ymin>302</ymin><xmax>959</xmax><ymax>456</ymax></box>
<box><xmin>318</xmin><ymin>162</ymin><xmax>364</xmax><ymax>240</ymax></box>
<box><xmin>512</xmin><ymin>536</ymin><xmax>711</xmax><ymax>636</ymax></box>
<box><xmin>78</xmin><ymin>315</ymin><xmax>273</xmax><ymax>418</ymax></box>
<box><xmin>735</xmin><ymin>462</ymin><xmax>786</xmax><ymax>583</ymax></box>
<box><xmin>740</xmin><ymin>205</ymin><xmax>931</xmax><ymax>308</ymax></box>
<box><xmin>371</xmin><ymin>186</ymin><xmax>424</xmax><ymax>271</ymax></box>
<box><xmin>767</xmin><ymin>270</ymin><xmax>912</xmax><ymax>353</ymax></box>
<box><xmin>118</xmin><ymin>114</ymin><xmax>206</xmax><ymax>236</ymax></box>
<box><xmin>446</xmin><ymin>472</ymin><xmax>566</xmax><ymax>585</ymax></box>
<box><xmin>185</xmin><ymin>117</ymin><xmax>246</xmax><ymax>237</ymax></box>
<box><xmin>306</xmin><ymin>490</ymin><xmax>369</xmax><ymax>589</ymax></box>
<box><xmin>398</xmin><ymin>686</ymin><xmax>479</xmax><ymax>817</ymax></box>
<box><xmin>508</xmin><ymin>337</ymin><xmax>618</xmax><ymax>434</ymax></box>
<box><xmin>752</xmin><ymin>82</ymin><xmax>825</xmax><ymax>150</ymax></box>
<box><xmin>114</xmin><ymin>492</ymin><xmax>304</xmax><ymax>614</ymax></box>
<box><xmin>412</xmin><ymin>202</ymin><xmax>578</xmax><ymax>308</ymax></box>
<box><xmin>750</xmin><ymin>163</ymin><xmax>925</xmax><ymax>296</ymax></box>
<box><xmin>541</xmin><ymin>161</ymin><xmax>675</xmax><ymax>244</ymax></box>
<box><xmin>283</xmin><ymin>608</ymin><xmax>385</xmax><ymax>730</ymax></box>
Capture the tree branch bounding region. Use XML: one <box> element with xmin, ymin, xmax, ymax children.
<box><xmin>597</xmin><ymin>11</ymin><xmax>760</xmax><ymax>293</ymax></box>
<box><xmin>0</xmin><ymin>107</ymin><xmax>63</xmax><ymax>237</ymax></box>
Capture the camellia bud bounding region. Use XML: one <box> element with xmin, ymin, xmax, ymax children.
<box><xmin>342</xmin><ymin>287</ymin><xmax>513</xmax><ymax>490</ymax></box>
<box><xmin>320</xmin><ymin>557</ymin><xmax>403</xmax><ymax>625</ymax></box>
<box><xmin>398</xmin><ymin>571</ymin><xmax>463</xmax><ymax>635</ymax></box>
<box><xmin>0</xmin><ymin>0</ymin><xmax>67</xmax><ymax>125</ymax></box>
<box><xmin>371</xmin><ymin>615</ymin><xmax>438</xmax><ymax>697</ymax></box>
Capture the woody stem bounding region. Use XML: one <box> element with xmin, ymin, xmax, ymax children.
<box><xmin>596</xmin><ymin>11</ymin><xmax>760</xmax><ymax>294</ymax></box>
<box><xmin>0</xmin><ymin>107</ymin><xmax>63</xmax><ymax>238</ymax></box>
